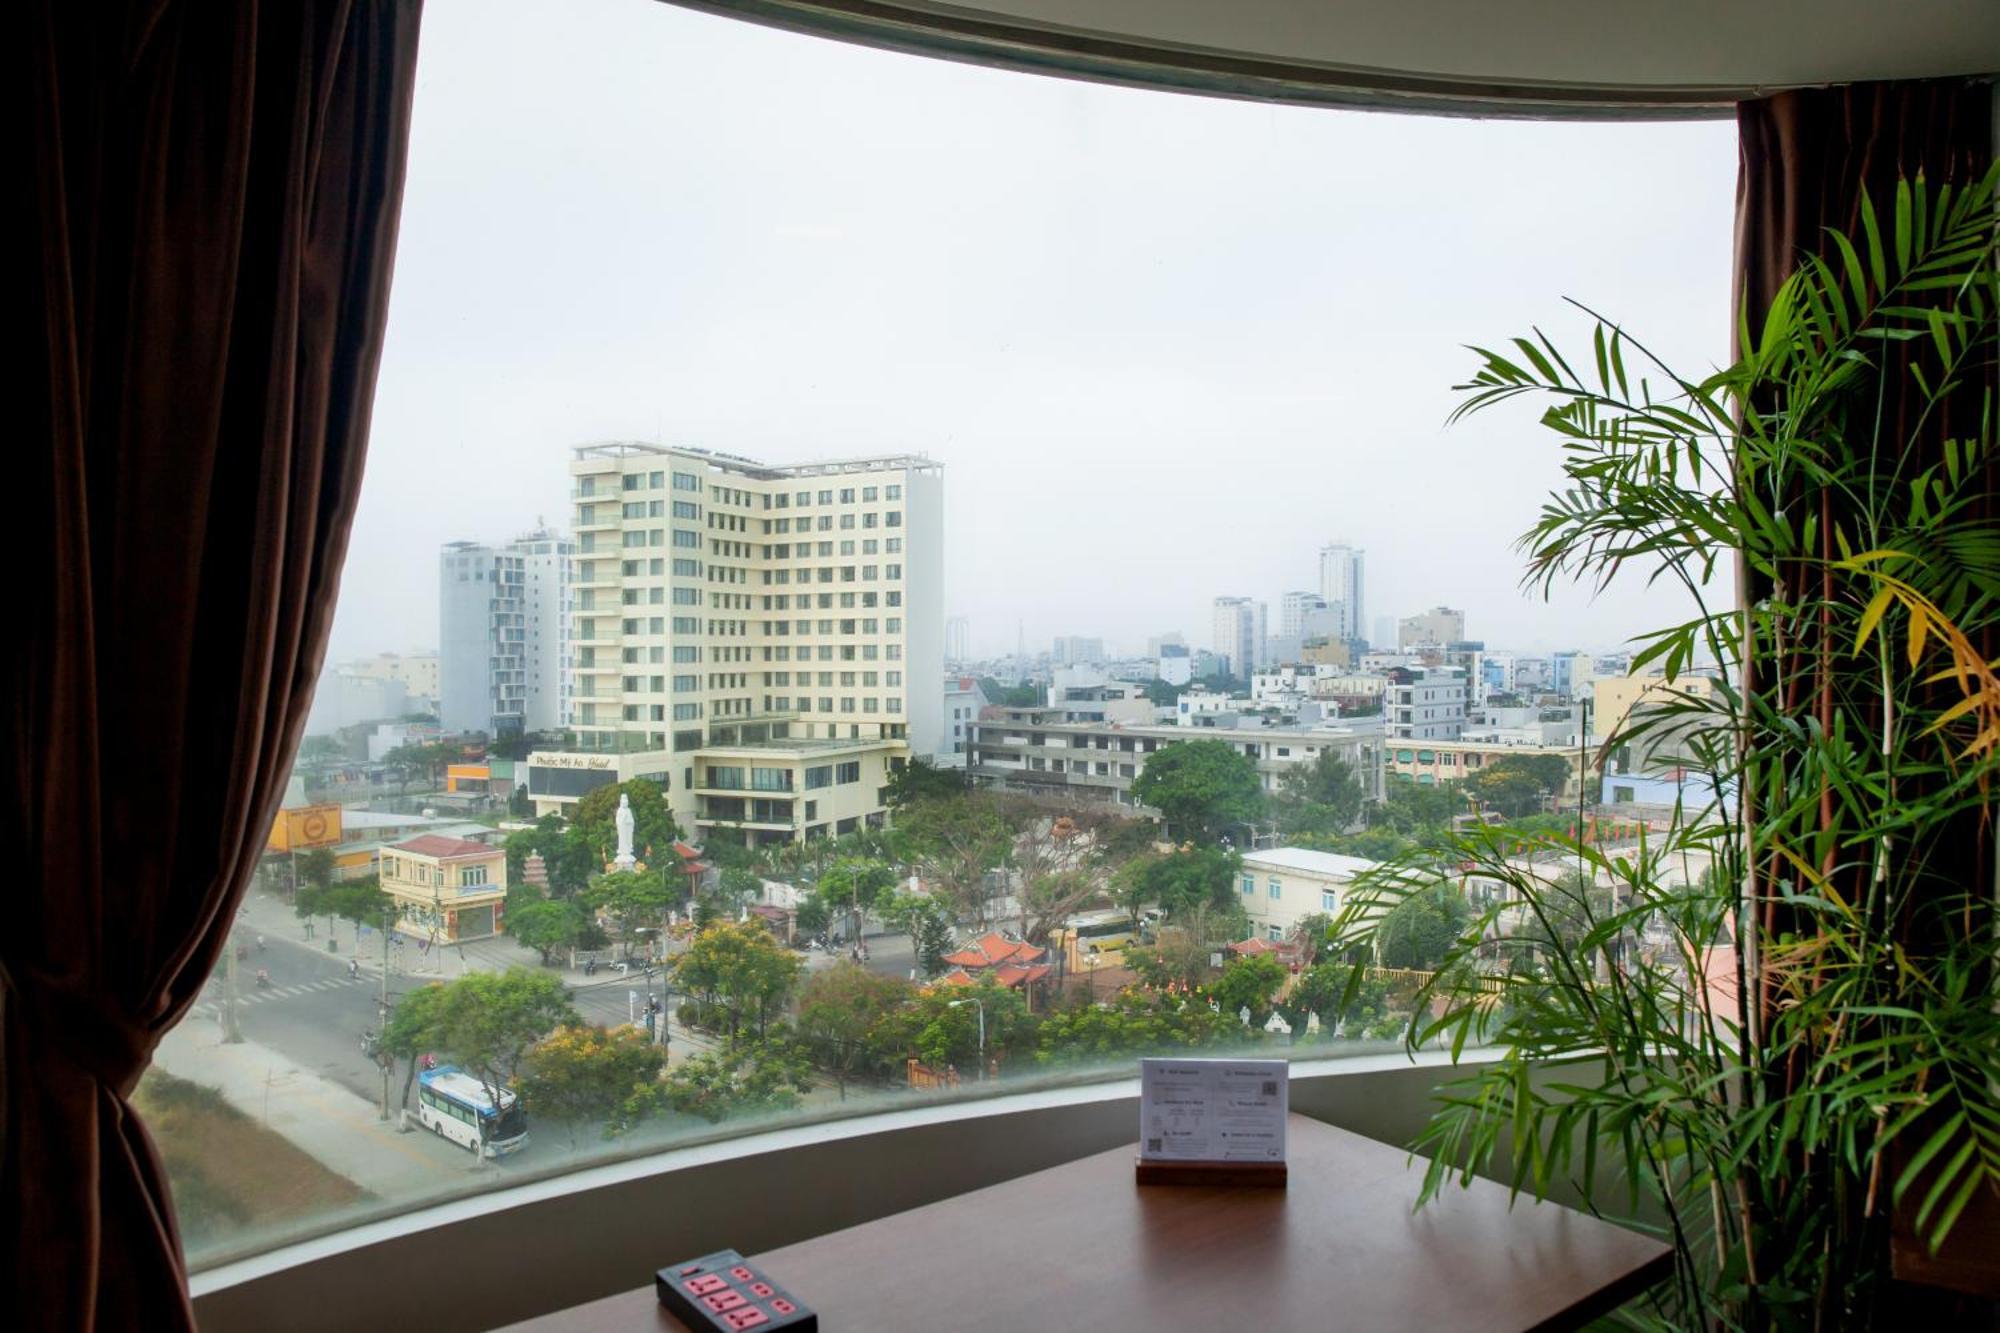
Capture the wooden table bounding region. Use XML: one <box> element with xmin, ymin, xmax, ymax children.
<box><xmin>503</xmin><ymin>1114</ymin><xmax>1669</xmax><ymax>1332</ymax></box>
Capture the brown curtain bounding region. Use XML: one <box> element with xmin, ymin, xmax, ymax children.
<box><xmin>1734</xmin><ymin>80</ymin><xmax>1996</xmax><ymax>1297</ymax></box>
<box><xmin>6</xmin><ymin>2</ymin><xmax>423</xmax><ymax>1327</ymax></box>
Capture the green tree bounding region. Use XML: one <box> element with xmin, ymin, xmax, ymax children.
<box><xmin>1286</xmin><ymin>911</ymin><xmax>1335</xmax><ymax>967</ymax></box>
<box><xmin>570</xmin><ymin>778</ymin><xmax>682</xmax><ymax>870</ymax></box>
<box><xmin>295</xmin><ymin>846</ymin><xmax>337</xmax><ymax>896</ymax></box>
<box><xmin>1210</xmin><ymin>954</ymin><xmax>1288</xmax><ymax>1026</ymax></box>
<box><xmin>884</xmin><ymin>758</ymin><xmax>970</xmax><ymax>809</ymax></box>
<box><xmin>320</xmin><ymin>877</ymin><xmax>395</xmax><ymax>946</ymax></box>
<box><xmin>796</xmin><ymin>963</ymin><xmax>919</xmax><ymax>1098</ymax></box>
<box><xmin>1272</xmin><ymin>751</ymin><xmax>1365</xmax><ymax>836</ymax></box>
<box><xmin>664</xmin><ymin>1035</ymin><xmax>815</xmax><ymax>1123</ymax></box>
<box><xmin>818</xmin><ymin>859</ymin><xmax>896</xmax><ymax>940</ymax></box>
<box><xmin>1132</xmin><ymin>845</ymin><xmax>1243</xmax><ymax>923</ymax></box>
<box><xmin>1123</xmin><ymin>906</ymin><xmax>1241</xmax><ymax>991</ymax></box>
<box><xmin>519</xmin><ymin>1024</ymin><xmax>666</xmax><ymax>1143</ymax></box>
<box><xmin>1034</xmin><ymin>988</ymin><xmax>1236</xmax><ymax>1063</ymax></box>
<box><xmin>426</xmin><ymin>969</ymin><xmax>580</xmax><ymax>1120</ymax></box>
<box><xmin>509</xmin><ymin>899</ymin><xmax>586</xmax><ymax>966</ymax></box>
<box><xmin>381</xmin><ymin>980</ymin><xmax>453</xmax><ymax>1109</ymax></box>
<box><xmin>672</xmin><ymin>920</ymin><xmax>804</xmax><ymax>1038</ymax></box>
<box><xmin>877</xmin><ymin>891</ymin><xmax>957</xmax><ymax>976</ymax></box>
<box><xmin>1130</xmin><ymin>740</ymin><xmax>1264</xmax><ymax>844</ymax></box>
<box><xmin>868</xmin><ymin>982</ymin><xmax>1035</xmax><ymax>1074</ymax></box>
<box><xmin>793</xmin><ymin>890</ymin><xmax>832</xmax><ymax>939</ymax></box>
<box><xmin>584</xmin><ymin>869</ymin><xmax>675</xmax><ymax>958</ymax></box>
<box><xmin>1467</xmin><ymin>754</ymin><xmax>1572</xmax><ymax>818</ymax></box>
<box><xmin>1371</xmin><ymin>773</ymin><xmax>1463</xmax><ymax>843</ymax></box>
<box><xmin>893</xmin><ymin>795</ymin><xmax>1013</xmax><ymax>926</ymax></box>
<box><xmin>1375</xmin><ymin>884</ymin><xmax>1473</xmax><ymax>971</ymax></box>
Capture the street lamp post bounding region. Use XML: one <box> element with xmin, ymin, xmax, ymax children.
<box><xmin>948</xmin><ymin>997</ymin><xmax>986</xmax><ymax>1079</ymax></box>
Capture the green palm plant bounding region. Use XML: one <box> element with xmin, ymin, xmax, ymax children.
<box><xmin>1334</xmin><ymin>166</ymin><xmax>2000</xmax><ymax>1329</ymax></box>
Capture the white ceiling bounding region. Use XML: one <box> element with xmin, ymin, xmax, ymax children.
<box><xmin>669</xmin><ymin>0</ymin><xmax>2000</xmax><ymax>117</ymax></box>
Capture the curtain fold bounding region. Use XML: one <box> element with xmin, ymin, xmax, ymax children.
<box><xmin>1733</xmin><ymin>79</ymin><xmax>1996</xmax><ymax>1298</ymax></box>
<box><xmin>7</xmin><ymin>2</ymin><xmax>423</xmax><ymax>1327</ymax></box>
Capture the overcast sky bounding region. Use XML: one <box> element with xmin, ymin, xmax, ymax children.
<box><xmin>332</xmin><ymin>0</ymin><xmax>1738</xmax><ymax>664</ymax></box>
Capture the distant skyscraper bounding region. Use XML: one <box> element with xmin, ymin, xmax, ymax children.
<box><xmin>1372</xmin><ymin>615</ymin><xmax>1395</xmax><ymax>651</ymax></box>
<box><xmin>439</xmin><ymin>527</ymin><xmax>572</xmax><ymax>737</ymax></box>
<box><xmin>1279</xmin><ymin>591</ymin><xmax>1328</xmax><ymax>639</ymax></box>
<box><xmin>1146</xmin><ymin>632</ymin><xmax>1187</xmax><ymax>657</ymax></box>
<box><xmin>1318</xmin><ymin>542</ymin><xmax>1366</xmax><ymax>640</ymax></box>
<box><xmin>1052</xmin><ymin>635</ymin><xmax>1105</xmax><ymax>666</ymax></box>
<box><xmin>945</xmin><ymin>616</ymin><xmax>970</xmax><ymax>663</ymax></box>
<box><xmin>1211</xmin><ymin>597</ymin><xmax>1268</xmax><ymax>677</ymax></box>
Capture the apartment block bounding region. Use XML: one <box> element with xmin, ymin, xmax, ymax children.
<box><xmin>563</xmin><ymin>442</ymin><xmax>942</xmax><ymax>845</ymax></box>
<box><xmin>439</xmin><ymin>528</ymin><xmax>573</xmax><ymax>736</ymax></box>
<box><xmin>1318</xmin><ymin>542</ymin><xmax>1366</xmax><ymax>641</ymax></box>
<box><xmin>969</xmin><ymin>710</ymin><xmax>1385</xmax><ymax>811</ymax></box>
<box><xmin>1211</xmin><ymin>596</ymin><xmax>1268</xmax><ymax>677</ymax></box>
<box><xmin>1279</xmin><ymin>591</ymin><xmax>1327</xmax><ymax>639</ymax></box>
<box><xmin>1384</xmin><ymin>667</ymin><xmax>1468</xmax><ymax>740</ymax></box>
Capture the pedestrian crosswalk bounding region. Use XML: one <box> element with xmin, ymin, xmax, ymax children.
<box><xmin>191</xmin><ymin>974</ymin><xmax>368</xmax><ymax>1018</ymax></box>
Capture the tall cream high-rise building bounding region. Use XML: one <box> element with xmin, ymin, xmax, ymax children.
<box><xmin>551</xmin><ymin>442</ymin><xmax>943</xmax><ymax>846</ymax></box>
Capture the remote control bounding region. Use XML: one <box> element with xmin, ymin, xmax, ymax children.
<box><xmin>655</xmin><ymin>1248</ymin><xmax>817</xmax><ymax>1332</ymax></box>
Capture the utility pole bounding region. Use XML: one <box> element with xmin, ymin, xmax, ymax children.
<box><xmin>221</xmin><ymin>932</ymin><xmax>244</xmax><ymax>1044</ymax></box>
<box><xmin>379</xmin><ymin>910</ymin><xmax>393</xmax><ymax>1121</ymax></box>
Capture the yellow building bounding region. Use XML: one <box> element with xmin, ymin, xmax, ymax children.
<box><xmin>380</xmin><ymin>834</ymin><xmax>508</xmax><ymax>942</ymax></box>
<box><xmin>1592</xmin><ymin>673</ymin><xmax>1722</xmax><ymax>763</ymax></box>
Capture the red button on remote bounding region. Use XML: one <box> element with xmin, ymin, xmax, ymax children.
<box><xmin>702</xmin><ymin>1291</ymin><xmax>747</xmax><ymax>1313</ymax></box>
<box><xmin>724</xmin><ymin>1310</ymin><xmax>769</xmax><ymax>1330</ymax></box>
<box><xmin>770</xmin><ymin>1298</ymin><xmax>795</xmax><ymax>1315</ymax></box>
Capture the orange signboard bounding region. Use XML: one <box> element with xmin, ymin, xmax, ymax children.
<box><xmin>268</xmin><ymin>803</ymin><xmax>343</xmax><ymax>852</ymax></box>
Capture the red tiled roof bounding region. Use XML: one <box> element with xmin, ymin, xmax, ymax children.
<box><xmin>390</xmin><ymin>834</ymin><xmax>496</xmax><ymax>859</ymax></box>
<box><xmin>671</xmin><ymin>841</ymin><xmax>702</xmax><ymax>860</ymax></box>
<box><xmin>941</xmin><ymin>932</ymin><xmax>1047</xmax><ymax>970</ymax></box>
<box><xmin>990</xmin><ymin>962</ymin><xmax>1053</xmax><ymax>989</ymax></box>
<box><xmin>936</xmin><ymin>969</ymin><xmax>977</xmax><ymax>987</ymax></box>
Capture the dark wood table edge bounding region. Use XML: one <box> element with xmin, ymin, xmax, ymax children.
<box><xmin>1525</xmin><ymin>1246</ymin><xmax>1674</xmax><ymax>1333</ymax></box>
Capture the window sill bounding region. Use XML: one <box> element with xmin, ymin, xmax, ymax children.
<box><xmin>191</xmin><ymin>1047</ymin><xmax>1497</xmax><ymax>1333</ymax></box>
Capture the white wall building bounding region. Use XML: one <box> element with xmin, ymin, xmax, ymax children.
<box><xmin>1279</xmin><ymin>591</ymin><xmax>1327</xmax><ymax>639</ymax></box>
<box><xmin>1237</xmin><ymin>847</ymin><xmax>1381</xmax><ymax>942</ymax></box>
<box><xmin>1211</xmin><ymin>596</ymin><xmax>1268</xmax><ymax>677</ymax></box>
<box><xmin>1385</xmin><ymin>667</ymin><xmax>1468</xmax><ymax>740</ymax></box>
<box><xmin>941</xmin><ymin>675</ymin><xmax>989</xmax><ymax>763</ymax></box>
<box><xmin>1317</xmin><ymin>542</ymin><xmax>1366</xmax><ymax>641</ymax></box>
<box><xmin>440</xmin><ymin>528</ymin><xmax>572</xmax><ymax>737</ymax></box>
<box><xmin>1156</xmin><ymin>643</ymin><xmax>1192</xmax><ymax>686</ymax></box>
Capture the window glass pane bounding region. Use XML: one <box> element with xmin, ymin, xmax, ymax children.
<box><xmin>149</xmin><ymin>0</ymin><xmax>1733</xmax><ymax>1282</ymax></box>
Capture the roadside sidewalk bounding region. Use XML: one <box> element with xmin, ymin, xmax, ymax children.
<box><xmin>151</xmin><ymin>1019</ymin><xmax>475</xmax><ymax>1198</ymax></box>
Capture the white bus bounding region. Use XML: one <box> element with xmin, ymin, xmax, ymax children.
<box><xmin>416</xmin><ymin>1067</ymin><xmax>528</xmax><ymax>1157</ymax></box>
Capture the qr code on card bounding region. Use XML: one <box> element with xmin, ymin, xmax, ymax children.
<box><xmin>1146</xmin><ymin>1138</ymin><xmax>1162</xmax><ymax>1153</ymax></box>
<box><xmin>1261</xmin><ymin>1081</ymin><xmax>1278</xmax><ymax>1096</ymax></box>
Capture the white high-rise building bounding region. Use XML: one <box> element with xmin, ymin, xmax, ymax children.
<box><xmin>439</xmin><ymin>528</ymin><xmax>573</xmax><ymax>737</ymax></box>
<box><xmin>1211</xmin><ymin>596</ymin><xmax>1268</xmax><ymax>677</ymax></box>
<box><xmin>1279</xmin><ymin>591</ymin><xmax>1328</xmax><ymax>639</ymax></box>
<box><xmin>559</xmin><ymin>443</ymin><xmax>943</xmax><ymax>845</ymax></box>
<box><xmin>1318</xmin><ymin>542</ymin><xmax>1366</xmax><ymax>641</ymax></box>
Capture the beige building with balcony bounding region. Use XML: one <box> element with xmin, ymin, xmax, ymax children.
<box><xmin>561</xmin><ymin>442</ymin><xmax>943</xmax><ymax>846</ymax></box>
<box><xmin>380</xmin><ymin>834</ymin><xmax>508</xmax><ymax>942</ymax></box>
